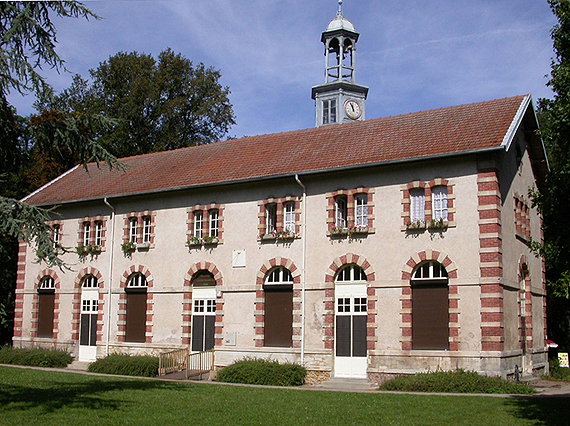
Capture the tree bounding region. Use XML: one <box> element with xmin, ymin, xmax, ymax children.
<box><xmin>532</xmin><ymin>0</ymin><xmax>570</xmax><ymax>351</ymax></box>
<box><xmin>0</xmin><ymin>1</ymin><xmax>121</xmax><ymax>345</ymax></box>
<box><xmin>45</xmin><ymin>49</ymin><xmax>236</xmax><ymax>158</ymax></box>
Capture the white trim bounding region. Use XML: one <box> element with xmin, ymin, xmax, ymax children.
<box><xmin>20</xmin><ymin>165</ymin><xmax>80</xmax><ymax>202</ymax></box>
<box><xmin>501</xmin><ymin>94</ymin><xmax>531</xmax><ymax>151</ymax></box>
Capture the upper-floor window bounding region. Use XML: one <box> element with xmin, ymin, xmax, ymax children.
<box><xmin>323</xmin><ymin>99</ymin><xmax>337</xmax><ymax>125</ymax></box>
<box><xmin>284</xmin><ymin>202</ymin><xmax>295</xmax><ymax>233</ymax></box>
<box><xmin>142</xmin><ymin>216</ymin><xmax>152</xmax><ymax>243</ymax></box>
<box><xmin>193</xmin><ymin>211</ymin><xmax>203</xmax><ymax>239</ymax></box>
<box><xmin>95</xmin><ymin>221</ymin><xmax>103</xmax><ymax>246</ymax></box>
<box><xmin>123</xmin><ymin>211</ymin><xmax>155</xmax><ymax>248</ymax></box>
<box><xmin>187</xmin><ymin>204</ymin><xmax>224</xmax><ymax>245</ymax></box>
<box><xmin>410</xmin><ymin>189</ymin><xmax>425</xmax><ymax>222</ymax></box>
<box><xmin>335</xmin><ymin>195</ymin><xmax>347</xmax><ymax>228</ymax></box>
<box><xmin>83</xmin><ymin>222</ymin><xmax>91</xmax><ymax>246</ymax></box>
<box><xmin>432</xmin><ymin>187</ymin><xmax>448</xmax><ymax>221</ymax></box>
<box><xmin>355</xmin><ymin>195</ymin><xmax>368</xmax><ymax>227</ymax></box>
<box><xmin>258</xmin><ymin>197</ymin><xmax>300</xmax><ymax>240</ymax></box>
<box><xmin>208</xmin><ymin>209</ymin><xmax>219</xmax><ymax>238</ymax></box>
<box><xmin>266</xmin><ymin>203</ymin><xmax>277</xmax><ymax>234</ymax></box>
<box><xmin>77</xmin><ymin>217</ymin><xmax>107</xmax><ymax>251</ymax></box>
<box><xmin>129</xmin><ymin>218</ymin><xmax>138</xmax><ymax>243</ymax></box>
<box><xmin>326</xmin><ymin>188</ymin><xmax>375</xmax><ymax>237</ymax></box>
<box><xmin>52</xmin><ymin>224</ymin><xmax>61</xmax><ymax>249</ymax></box>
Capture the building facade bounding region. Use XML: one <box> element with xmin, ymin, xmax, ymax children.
<box><xmin>14</xmin><ymin>7</ymin><xmax>549</xmax><ymax>383</ymax></box>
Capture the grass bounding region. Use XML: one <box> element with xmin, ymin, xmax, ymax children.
<box><xmin>0</xmin><ymin>366</ymin><xmax>568</xmax><ymax>426</ymax></box>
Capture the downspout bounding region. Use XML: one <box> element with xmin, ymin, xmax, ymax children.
<box><xmin>294</xmin><ymin>174</ymin><xmax>307</xmax><ymax>365</ymax></box>
<box><xmin>103</xmin><ymin>198</ymin><xmax>115</xmax><ymax>356</ymax></box>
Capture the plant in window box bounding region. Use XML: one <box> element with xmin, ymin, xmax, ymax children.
<box><xmin>121</xmin><ymin>242</ymin><xmax>137</xmax><ymax>254</ymax></box>
<box><xmin>90</xmin><ymin>245</ymin><xmax>102</xmax><ymax>254</ymax></box>
<box><xmin>429</xmin><ymin>218</ymin><xmax>448</xmax><ymax>230</ymax></box>
<box><xmin>203</xmin><ymin>236</ymin><xmax>219</xmax><ymax>245</ymax></box>
<box><xmin>276</xmin><ymin>230</ymin><xmax>296</xmax><ymax>240</ymax></box>
<box><xmin>348</xmin><ymin>225</ymin><xmax>369</xmax><ymax>235</ymax></box>
<box><xmin>261</xmin><ymin>230</ymin><xmax>278</xmax><ymax>240</ymax></box>
<box><xmin>406</xmin><ymin>219</ymin><xmax>426</xmax><ymax>230</ymax></box>
<box><xmin>137</xmin><ymin>242</ymin><xmax>151</xmax><ymax>250</ymax></box>
<box><xmin>77</xmin><ymin>244</ymin><xmax>102</xmax><ymax>261</ymax></box>
<box><xmin>329</xmin><ymin>224</ymin><xmax>348</xmax><ymax>235</ymax></box>
<box><xmin>186</xmin><ymin>236</ymin><xmax>202</xmax><ymax>247</ymax></box>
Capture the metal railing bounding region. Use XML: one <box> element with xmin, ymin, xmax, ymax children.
<box><xmin>186</xmin><ymin>349</ymin><xmax>214</xmax><ymax>380</ymax></box>
<box><xmin>158</xmin><ymin>347</ymin><xmax>189</xmax><ymax>376</ymax></box>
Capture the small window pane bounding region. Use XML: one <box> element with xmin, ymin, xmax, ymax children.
<box><xmin>338</xmin><ymin>298</ymin><xmax>350</xmax><ymax>313</ymax></box>
<box><xmin>129</xmin><ymin>219</ymin><xmax>138</xmax><ymax>243</ymax></box>
<box><xmin>95</xmin><ymin>222</ymin><xmax>103</xmax><ymax>246</ymax></box>
<box><xmin>266</xmin><ymin>204</ymin><xmax>277</xmax><ymax>233</ymax></box>
<box><xmin>128</xmin><ymin>273</ymin><xmax>147</xmax><ymax>288</ymax></box>
<box><xmin>354</xmin><ymin>297</ymin><xmax>367</xmax><ymax>313</ymax></box>
<box><xmin>143</xmin><ymin>217</ymin><xmax>151</xmax><ymax>243</ymax></box>
<box><xmin>284</xmin><ymin>203</ymin><xmax>295</xmax><ymax>232</ymax></box>
<box><xmin>335</xmin><ymin>196</ymin><xmax>347</xmax><ymax>227</ymax></box>
<box><xmin>433</xmin><ymin>187</ymin><xmax>448</xmax><ymax>220</ymax></box>
<box><xmin>410</xmin><ymin>189</ymin><xmax>425</xmax><ymax>222</ymax></box>
<box><xmin>209</xmin><ymin>210</ymin><xmax>219</xmax><ymax>238</ymax></box>
<box><xmin>83</xmin><ymin>222</ymin><xmax>91</xmax><ymax>246</ymax></box>
<box><xmin>194</xmin><ymin>211</ymin><xmax>203</xmax><ymax>239</ymax></box>
<box><xmin>355</xmin><ymin>196</ymin><xmax>368</xmax><ymax>227</ymax></box>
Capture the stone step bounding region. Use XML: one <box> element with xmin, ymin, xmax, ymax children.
<box><xmin>313</xmin><ymin>377</ymin><xmax>377</xmax><ymax>392</ymax></box>
<box><xmin>67</xmin><ymin>360</ymin><xmax>91</xmax><ymax>371</ymax></box>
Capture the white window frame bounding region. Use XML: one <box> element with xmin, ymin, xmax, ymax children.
<box><xmin>40</xmin><ymin>276</ymin><xmax>55</xmax><ymax>289</ymax></box>
<box><xmin>335</xmin><ymin>196</ymin><xmax>347</xmax><ymax>228</ymax></box>
<box><xmin>128</xmin><ymin>273</ymin><xmax>147</xmax><ymax>288</ymax></box>
<box><xmin>410</xmin><ymin>189</ymin><xmax>425</xmax><ymax>222</ymax></box>
<box><xmin>284</xmin><ymin>202</ymin><xmax>295</xmax><ymax>233</ymax></box>
<box><xmin>355</xmin><ymin>195</ymin><xmax>368</xmax><ymax>227</ymax></box>
<box><xmin>83</xmin><ymin>222</ymin><xmax>91</xmax><ymax>246</ymax></box>
<box><xmin>413</xmin><ymin>261</ymin><xmax>448</xmax><ymax>280</ymax></box>
<box><xmin>209</xmin><ymin>210</ymin><xmax>219</xmax><ymax>238</ymax></box>
<box><xmin>129</xmin><ymin>218</ymin><xmax>138</xmax><ymax>243</ymax></box>
<box><xmin>82</xmin><ymin>275</ymin><xmax>98</xmax><ymax>288</ymax></box>
<box><xmin>194</xmin><ymin>211</ymin><xmax>203</xmax><ymax>239</ymax></box>
<box><xmin>432</xmin><ymin>186</ymin><xmax>448</xmax><ymax>221</ymax></box>
<box><xmin>142</xmin><ymin>216</ymin><xmax>151</xmax><ymax>243</ymax></box>
<box><xmin>323</xmin><ymin>99</ymin><xmax>337</xmax><ymax>125</ymax></box>
<box><xmin>266</xmin><ymin>267</ymin><xmax>293</xmax><ymax>284</ymax></box>
<box><xmin>336</xmin><ymin>265</ymin><xmax>367</xmax><ymax>282</ymax></box>
<box><xmin>52</xmin><ymin>225</ymin><xmax>61</xmax><ymax>249</ymax></box>
<box><xmin>266</xmin><ymin>203</ymin><xmax>277</xmax><ymax>234</ymax></box>
<box><xmin>95</xmin><ymin>221</ymin><xmax>103</xmax><ymax>246</ymax></box>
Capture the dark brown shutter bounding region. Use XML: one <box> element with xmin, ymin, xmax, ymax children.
<box><xmin>412</xmin><ymin>281</ymin><xmax>448</xmax><ymax>350</ymax></box>
<box><xmin>37</xmin><ymin>292</ymin><xmax>55</xmax><ymax>338</ymax></box>
<box><xmin>191</xmin><ymin>316</ymin><xmax>205</xmax><ymax>352</ymax></box>
<box><xmin>125</xmin><ymin>290</ymin><xmax>147</xmax><ymax>343</ymax></box>
<box><xmin>81</xmin><ymin>314</ymin><xmax>98</xmax><ymax>346</ymax></box>
<box><xmin>336</xmin><ymin>316</ymin><xmax>351</xmax><ymax>356</ymax></box>
<box><xmin>205</xmin><ymin>316</ymin><xmax>215</xmax><ymax>351</ymax></box>
<box><xmin>352</xmin><ymin>315</ymin><xmax>367</xmax><ymax>357</ymax></box>
<box><xmin>264</xmin><ymin>286</ymin><xmax>293</xmax><ymax>347</ymax></box>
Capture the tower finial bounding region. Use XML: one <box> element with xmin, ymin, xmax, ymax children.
<box><xmin>338</xmin><ymin>0</ymin><xmax>343</xmax><ymax>13</ymax></box>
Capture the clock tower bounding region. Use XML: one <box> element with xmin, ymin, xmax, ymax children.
<box><xmin>312</xmin><ymin>0</ymin><xmax>369</xmax><ymax>127</ymax></box>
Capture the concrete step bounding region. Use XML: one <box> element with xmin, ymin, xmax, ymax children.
<box><xmin>312</xmin><ymin>377</ymin><xmax>377</xmax><ymax>392</ymax></box>
<box><xmin>67</xmin><ymin>360</ymin><xmax>91</xmax><ymax>371</ymax></box>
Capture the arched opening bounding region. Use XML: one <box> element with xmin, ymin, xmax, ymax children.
<box><xmin>37</xmin><ymin>276</ymin><xmax>55</xmax><ymax>338</ymax></box>
<box><xmin>264</xmin><ymin>266</ymin><xmax>293</xmax><ymax>347</ymax></box>
<box><xmin>79</xmin><ymin>275</ymin><xmax>99</xmax><ymax>360</ymax></box>
<box><xmin>191</xmin><ymin>271</ymin><xmax>216</xmax><ymax>352</ymax></box>
<box><xmin>125</xmin><ymin>273</ymin><xmax>147</xmax><ymax>343</ymax></box>
<box><xmin>411</xmin><ymin>261</ymin><xmax>449</xmax><ymax>350</ymax></box>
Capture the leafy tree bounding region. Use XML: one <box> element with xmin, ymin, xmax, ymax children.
<box><xmin>0</xmin><ymin>1</ymin><xmax>121</xmax><ymax>345</ymax></box>
<box><xmin>45</xmin><ymin>49</ymin><xmax>236</xmax><ymax>158</ymax></box>
<box><xmin>533</xmin><ymin>0</ymin><xmax>570</xmax><ymax>350</ymax></box>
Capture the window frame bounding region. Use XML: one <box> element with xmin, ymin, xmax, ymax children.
<box><xmin>142</xmin><ymin>216</ymin><xmax>152</xmax><ymax>243</ymax></box>
<box><xmin>410</xmin><ymin>188</ymin><xmax>425</xmax><ymax>222</ymax></box>
<box><xmin>129</xmin><ymin>218</ymin><xmax>138</xmax><ymax>244</ymax></box>
<box><xmin>335</xmin><ymin>195</ymin><xmax>348</xmax><ymax>228</ymax></box>
<box><xmin>284</xmin><ymin>202</ymin><xmax>295</xmax><ymax>233</ymax></box>
<box><xmin>83</xmin><ymin>222</ymin><xmax>91</xmax><ymax>246</ymax></box>
<box><xmin>432</xmin><ymin>186</ymin><xmax>448</xmax><ymax>221</ymax></box>
<box><xmin>323</xmin><ymin>99</ymin><xmax>337</xmax><ymax>125</ymax></box>
<box><xmin>209</xmin><ymin>209</ymin><xmax>219</xmax><ymax>238</ymax></box>
<box><xmin>95</xmin><ymin>221</ymin><xmax>103</xmax><ymax>246</ymax></box>
<box><xmin>355</xmin><ymin>195</ymin><xmax>368</xmax><ymax>227</ymax></box>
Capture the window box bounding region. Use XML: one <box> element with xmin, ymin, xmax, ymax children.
<box><xmin>406</xmin><ymin>220</ymin><xmax>426</xmax><ymax>231</ymax></box>
<box><xmin>203</xmin><ymin>236</ymin><xmax>219</xmax><ymax>245</ymax></box>
<box><xmin>261</xmin><ymin>233</ymin><xmax>277</xmax><ymax>241</ymax></box>
<box><xmin>348</xmin><ymin>225</ymin><xmax>369</xmax><ymax>235</ymax></box>
<box><xmin>121</xmin><ymin>242</ymin><xmax>137</xmax><ymax>254</ymax></box>
<box><xmin>186</xmin><ymin>237</ymin><xmax>203</xmax><ymax>247</ymax></box>
<box><xmin>137</xmin><ymin>242</ymin><xmax>151</xmax><ymax>250</ymax></box>
<box><xmin>77</xmin><ymin>244</ymin><xmax>102</xmax><ymax>260</ymax></box>
<box><xmin>276</xmin><ymin>230</ymin><xmax>296</xmax><ymax>240</ymax></box>
<box><xmin>428</xmin><ymin>218</ymin><xmax>448</xmax><ymax>230</ymax></box>
<box><xmin>329</xmin><ymin>225</ymin><xmax>349</xmax><ymax>236</ymax></box>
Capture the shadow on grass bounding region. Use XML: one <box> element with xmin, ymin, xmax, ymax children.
<box><xmin>0</xmin><ymin>377</ymin><xmax>183</xmax><ymax>414</ymax></box>
<box><xmin>506</xmin><ymin>394</ymin><xmax>570</xmax><ymax>426</ymax></box>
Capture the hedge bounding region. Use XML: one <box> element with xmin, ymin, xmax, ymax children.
<box><xmin>216</xmin><ymin>357</ymin><xmax>306</xmax><ymax>386</ymax></box>
<box><xmin>87</xmin><ymin>354</ymin><xmax>159</xmax><ymax>377</ymax></box>
<box><xmin>0</xmin><ymin>347</ymin><xmax>73</xmax><ymax>368</ymax></box>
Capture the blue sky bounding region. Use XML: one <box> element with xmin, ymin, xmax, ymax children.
<box><xmin>8</xmin><ymin>0</ymin><xmax>557</xmax><ymax>139</ymax></box>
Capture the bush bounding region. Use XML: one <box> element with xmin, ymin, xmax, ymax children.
<box><xmin>379</xmin><ymin>369</ymin><xmax>535</xmax><ymax>395</ymax></box>
<box><xmin>547</xmin><ymin>359</ymin><xmax>570</xmax><ymax>382</ymax></box>
<box><xmin>0</xmin><ymin>347</ymin><xmax>72</xmax><ymax>368</ymax></box>
<box><xmin>87</xmin><ymin>354</ymin><xmax>159</xmax><ymax>377</ymax></box>
<box><xmin>217</xmin><ymin>357</ymin><xmax>306</xmax><ymax>386</ymax></box>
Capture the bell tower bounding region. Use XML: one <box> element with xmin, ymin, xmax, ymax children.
<box><xmin>312</xmin><ymin>0</ymin><xmax>369</xmax><ymax>127</ymax></box>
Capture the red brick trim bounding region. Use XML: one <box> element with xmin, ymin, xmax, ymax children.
<box><xmin>31</xmin><ymin>270</ymin><xmax>61</xmax><ymax>339</ymax></box>
<box><xmin>182</xmin><ymin>262</ymin><xmax>224</xmax><ymax>346</ymax></box>
<box><xmin>13</xmin><ymin>241</ymin><xmax>27</xmax><ymax>338</ymax></box>
<box><xmin>401</xmin><ymin>178</ymin><xmax>456</xmax><ymax>230</ymax></box>
<box><xmin>117</xmin><ymin>265</ymin><xmax>154</xmax><ymax>343</ymax></box>
<box><xmin>78</xmin><ymin>216</ymin><xmax>108</xmax><ymax>249</ymax></box>
<box><xmin>258</xmin><ymin>197</ymin><xmax>301</xmax><ymax>239</ymax></box>
<box><xmin>71</xmin><ymin>267</ymin><xmax>104</xmax><ymax>342</ymax></box>
<box><xmin>514</xmin><ymin>194</ymin><xmax>531</xmax><ymax>241</ymax></box>
<box><xmin>254</xmin><ymin>258</ymin><xmax>302</xmax><ymax>348</ymax></box>
<box><xmin>323</xmin><ymin>253</ymin><xmax>376</xmax><ymax>351</ymax></box>
<box><xmin>122</xmin><ymin>211</ymin><xmax>156</xmax><ymax>247</ymax></box>
<box><xmin>478</xmin><ymin>169</ymin><xmax>504</xmax><ymax>351</ymax></box>
<box><xmin>400</xmin><ymin>250</ymin><xmax>459</xmax><ymax>351</ymax></box>
<box><xmin>187</xmin><ymin>204</ymin><xmax>225</xmax><ymax>243</ymax></box>
<box><xmin>325</xmin><ymin>188</ymin><xmax>375</xmax><ymax>236</ymax></box>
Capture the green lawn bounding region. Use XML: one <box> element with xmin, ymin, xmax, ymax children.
<box><xmin>0</xmin><ymin>366</ymin><xmax>567</xmax><ymax>426</ymax></box>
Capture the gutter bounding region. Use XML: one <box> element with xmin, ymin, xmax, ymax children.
<box><xmin>294</xmin><ymin>174</ymin><xmax>307</xmax><ymax>366</ymax></box>
<box><xmin>103</xmin><ymin>197</ymin><xmax>115</xmax><ymax>356</ymax></box>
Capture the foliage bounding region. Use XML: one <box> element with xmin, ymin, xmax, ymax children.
<box><xmin>216</xmin><ymin>357</ymin><xmax>306</xmax><ymax>386</ymax></box>
<box><xmin>87</xmin><ymin>354</ymin><xmax>159</xmax><ymax>377</ymax></box>
<box><xmin>546</xmin><ymin>359</ymin><xmax>570</xmax><ymax>381</ymax></box>
<box><xmin>379</xmin><ymin>369</ymin><xmax>535</xmax><ymax>394</ymax></box>
<box><xmin>0</xmin><ymin>347</ymin><xmax>72</xmax><ymax>367</ymax></box>
<box><xmin>532</xmin><ymin>0</ymin><xmax>570</xmax><ymax>350</ymax></box>
<box><xmin>43</xmin><ymin>48</ymin><xmax>236</xmax><ymax>158</ymax></box>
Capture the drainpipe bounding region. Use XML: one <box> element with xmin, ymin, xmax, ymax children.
<box><xmin>103</xmin><ymin>198</ymin><xmax>115</xmax><ymax>356</ymax></box>
<box><xmin>294</xmin><ymin>175</ymin><xmax>307</xmax><ymax>365</ymax></box>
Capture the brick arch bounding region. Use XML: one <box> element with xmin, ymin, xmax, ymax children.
<box><xmin>399</xmin><ymin>250</ymin><xmax>460</xmax><ymax>352</ymax></box>
<box><xmin>31</xmin><ymin>270</ymin><xmax>61</xmax><ymax>339</ymax></box>
<box><xmin>71</xmin><ymin>267</ymin><xmax>104</xmax><ymax>342</ymax></box>
<box><xmin>182</xmin><ymin>262</ymin><xmax>224</xmax><ymax>346</ymax></box>
<box><xmin>117</xmin><ymin>265</ymin><xmax>154</xmax><ymax>343</ymax></box>
<box><xmin>254</xmin><ymin>257</ymin><xmax>301</xmax><ymax>348</ymax></box>
<box><xmin>322</xmin><ymin>253</ymin><xmax>377</xmax><ymax>352</ymax></box>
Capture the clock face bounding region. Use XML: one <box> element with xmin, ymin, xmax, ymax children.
<box><xmin>345</xmin><ymin>99</ymin><xmax>362</xmax><ymax>120</ymax></box>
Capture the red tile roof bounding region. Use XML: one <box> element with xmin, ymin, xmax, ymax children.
<box><xmin>24</xmin><ymin>95</ymin><xmax>530</xmax><ymax>206</ymax></box>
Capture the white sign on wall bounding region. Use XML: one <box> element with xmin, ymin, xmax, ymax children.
<box><xmin>559</xmin><ymin>352</ymin><xmax>569</xmax><ymax>368</ymax></box>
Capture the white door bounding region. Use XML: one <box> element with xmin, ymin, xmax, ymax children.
<box><xmin>78</xmin><ymin>288</ymin><xmax>98</xmax><ymax>362</ymax></box>
<box><xmin>191</xmin><ymin>287</ymin><xmax>216</xmax><ymax>353</ymax></box>
<box><xmin>334</xmin><ymin>282</ymin><xmax>367</xmax><ymax>378</ymax></box>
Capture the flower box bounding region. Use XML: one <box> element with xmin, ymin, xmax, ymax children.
<box><xmin>428</xmin><ymin>219</ymin><xmax>448</xmax><ymax>230</ymax></box>
<box><xmin>276</xmin><ymin>231</ymin><xmax>296</xmax><ymax>240</ymax></box>
<box><xmin>121</xmin><ymin>242</ymin><xmax>137</xmax><ymax>254</ymax></box>
<box><xmin>349</xmin><ymin>225</ymin><xmax>369</xmax><ymax>235</ymax></box>
<box><xmin>137</xmin><ymin>242</ymin><xmax>151</xmax><ymax>250</ymax></box>
<box><xmin>406</xmin><ymin>220</ymin><xmax>426</xmax><ymax>231</ymax></box>
<box><xmin>203</xmin><ymin>236</ymin><xmax>219</xmax><ymax>245</ymax></box>
<box><xmin>186</xmin><ymin>237</ymin><xmax>202</xmax><ymax>247</ymax></box>
<box><xmin>329</xmin><ymin>226</ymin><xmax>348</xmax><ymax>236</ymax></box>
<box><xmin>261</xmin><ymin>233</ymin><xmax>277</xmax><ymax>241</ymax></box>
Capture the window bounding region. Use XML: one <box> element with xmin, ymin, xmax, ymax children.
<box><xmin>52</xmin><ymin>225</ymin><xmax>61</xmax><ymax>249</ymax></box>
<box><xmin>82</xmin><ymin>275</ymin><xmax>98</xmax><ymax>288</ymax></box>
<box><xmin>323</xmin><ymin>99</ymin><xmax>337</xmax><ymax>125</ymax></box>
<box><xmin>129</xmin><ymin>218</ymin><xmax>138</xmax><ymax>243</ymax></box>
<box><xmin>514</xmin><ymin>196</ymin><xmax>531</xmax><ymax>240</ymax></box>
<box><xmin>209</xmin><ymin>210</ymin><xmax>219</xmax><ymax>238</ymax></box>
<box><xmin>191</xmin><ymin>271</ymin><xmax>216</xmax><ymax>352</ymax></box>
<box><xmin>80</xmin><ymin>275</ymin><xmax>99</xmax><ymax>348</ymax></box>
<box><xmin>410</xmin><ymin>189</ymin><xmax>425</xmax><ymax>222</ymax></box>
<box><xmin>142</xmin><ymin>217</ymin><xmax>151</xmax><ymax>243</ymax></box>
<box><xmin>83</xmin><ymin>222</ymin><xmax>91</xmax><ymax>246</ymax></box>
<box><xmin>194</xmin><ymin>211</ymin><xmax>203</xmax><ymax>239</ymax></box>
<box><xmin>266</xmin><ymin>204</ymin><xmax>277</xmax><ymax>234</ymax></box>
<box><xmin>432</xmin><ymin>187</ymin><xmax>448</xmax><ymax>220</ymax></box>
<box><xmin>264</xmin><ymin>267</ymin><xmax>293</xmax><ymax>347</ymax></box>
<box><xmin>284</xmin><ymin>203</ymin><xmax>295</xmax><ymax>233</ymax></box>
<box><xmin>411</xmin><ymin>261</ymin><xmax>449</xmax><ymax>350</ymax></box>
<box><xmin>335</xmin><ymin>196</ymin><xmax>347</xmax><ymax>228</ymax></box>
<box><xmin>37</xmin><ymin>277</ymin><xmax>56</xmax><ymax>338</ymax></box>
<box><xmin>125</xmin><ymin>273</ymin><xmax>147</xmax><ymax>343</ymax></box>
<box><xmin>95</xmin><ymin>221</ymin><xmax>103</xmax><ymax>246</ymax></box>
<box><xmin>355</xmin><ymin>195</ymin><xmax>368</xmax><ymax>227</ymax></box>
<box><xmin>336</xmin><ymin>265</ymin><xmax>367</xmax><ymax>282</ymax></box>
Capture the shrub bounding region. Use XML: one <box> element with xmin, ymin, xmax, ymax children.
<box><xmin>547</xmin><ymin>359</ymin><xmax>570</xmax><ymax>382</ymax></box>
<box><xmin>0</xmin><ymin>347</ymin><xmax>72</xmax><ymax>368</ymax></box>
<box><xmin>217</xmin><ymin>357</ymin><xmax>306</xmax><ymax>386</ymax></box>
<box><xmin>379</xmin><ymin>369</ymin><xmax>535</xmax><ymax>395</ymax></box>
<box><xmin>87</xmin><ymin>354</ymin><xmax>159</xmax><ymax>377</ymax></box>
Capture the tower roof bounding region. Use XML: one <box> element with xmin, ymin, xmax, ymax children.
<box><xmin>325</xmin><ymin>0</ymin><xmax>355</xmax><ymax>33</ymax></box>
